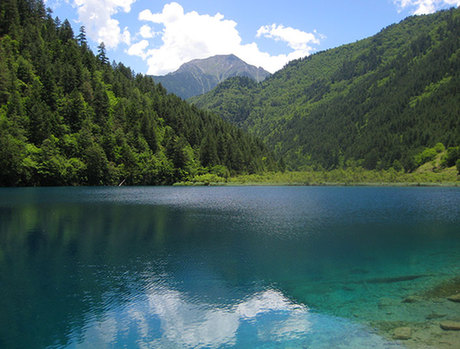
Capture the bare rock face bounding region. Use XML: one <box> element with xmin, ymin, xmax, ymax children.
<box><xmin>440</xmin><ymin>321</ymin><xmax>460</xmax><ymax>331</ymax></box>
<box><xmin>153</xmin><ymin>54</ymin><xmax>270</xmax><ymax>99</ymax></box>
<box><xmin>393</xmin><ymin>327</ymin><xmax>412</xmax><ymax>340</ymax></box>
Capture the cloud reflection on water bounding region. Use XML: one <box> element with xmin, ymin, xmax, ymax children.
<box><xmin>74</xmin><ymin>285</ymin><xmax>400</xmax><ymax>349</ymax></box>
<box><xmin>75</xmin><ymin>287</ymin><xmax>310</xmax><ymax>348</ymax></box>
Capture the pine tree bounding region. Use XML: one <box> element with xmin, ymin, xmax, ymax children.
<box><xmin>77</xmin><ymin>26</ymin><xmax>87</xmax><ymax>46</ymax></box>
<box><xmin>97</xmin><ymin>42</ymin><xmax>109</xmax><ymax>65</ymax></box>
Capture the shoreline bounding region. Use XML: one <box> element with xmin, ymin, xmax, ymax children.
<box><xmin>174</xmin><ymin>181</ymin><xmax>460</xmax><ymax>187</ymax></box>
<box><xmin>175</xmin><ymin>167</ymin><xmax>459</xmax><ymax>187</ymax></box>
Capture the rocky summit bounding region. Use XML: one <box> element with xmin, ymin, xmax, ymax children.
<box><xmin>153</xmin><ymin>54</ymin><xmax>270</xmax><ymax>99</ymax></box>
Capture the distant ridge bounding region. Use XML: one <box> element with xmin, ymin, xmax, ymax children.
<box><xmin>191</xmin><ymin>9</ymin><xmax>460</xmax><ymax>171</ymax></box>
<box><xmin>153</xmin><ymin>54</ymin><xmax>270</xmax><ymax>99</ymax></box>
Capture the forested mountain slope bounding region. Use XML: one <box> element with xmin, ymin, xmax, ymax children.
<box><xmin>153</xmin><ymin>54</ymin><xmax>270</xmax><ymax>99</ymax></box>
<box><xmin>0</xmin><ymin>0</ymin><xmax>278</xmax><ymax>186</ymax></box>
<box><xmin>191</xmin><ymin>9</ymin><xmax>460</xmax><ymax>171</ymax></box>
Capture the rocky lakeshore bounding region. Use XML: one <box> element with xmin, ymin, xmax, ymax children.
<box><xmin>371</xmin><ymin>276</ymin><xmax>460</xmax><ymax>348</ymax></box>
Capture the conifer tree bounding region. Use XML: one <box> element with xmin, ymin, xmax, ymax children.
<box><xmin>77</xmin><ymin>26</ymin><xmax>87</xmax><ymax>46</ymax></box>
<box><xmin>97</xmin><ymin>42</ymin><xmax>109</xmax><ymax>65</ymax></box>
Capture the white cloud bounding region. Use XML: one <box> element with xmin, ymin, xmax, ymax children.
<box><xmin>257</xmin><ymin>24</ymin><xmax>320</xmax><ymax>51</ymax></box>
<box><xmin>73</xmin><ymin>0</ymin><xmax>135</xmax><ymax>48</ymax></box>
<box><xmin>121</xmin><ymin>26</ymin><xmax>131</xmax><ymax>45</ymax></box>
<box><xmin>139</xmin><ymin>24</ymin><xmax>158</xmax><ymax>39</ymax></box>
<box><xmin>127</xmin><ymin>39</ymin><xmax>149</xmax><ymax>59</ymax></box>
<box><xmin>393</xmin><ymin>0</ymin><xmax>460</xmax><ymax>15</ymax></box>
<box><xmin>132</xmin><ymin>2</ymin><xmax>320</xmax><ymax>75</ymax></box>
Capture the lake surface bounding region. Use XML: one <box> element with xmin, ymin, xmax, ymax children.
<box><xmin>0</xmin><ymin>186</ymin><xmax>459</xmax><ymax>348</ymax></box>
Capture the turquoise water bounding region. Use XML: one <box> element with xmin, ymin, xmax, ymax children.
<box><xmin>0</xmin><ymin>186</ymin><xmax>459</xmax><ymax>348</ymax></box>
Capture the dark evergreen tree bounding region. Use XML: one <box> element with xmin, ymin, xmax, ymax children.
<box><xmin>97</xmin><ymin>42</ymin><xmax>109</xmax><ymax>65</ymax></box>
<box><xmin>77</xmin><ymin>25</ymin><xmax>87</xmax><ymax>46</ymax></box>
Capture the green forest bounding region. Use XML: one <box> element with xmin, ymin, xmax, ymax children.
<box><xmin>1</xmin><ymin>0</ymin><xmax>458</xmax><ymax>187</ymax></box>
<box><xmin>0</xmin><ymin>0</ymin><xmax>279</xmax><ymax>186</ymax></box>
<box><xmin>191</xmin><ymin>8</ymin><xmax>460</xmax><ymax>173</ymax></box>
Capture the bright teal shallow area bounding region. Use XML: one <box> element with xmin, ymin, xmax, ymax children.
<box><xmin>0</xmin><ymin>187</ymin><xmax>459</xmax><ymax>348</ymax></box>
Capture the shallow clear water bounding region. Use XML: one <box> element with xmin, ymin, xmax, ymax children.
<box><xmin>0</xmin><ymin>186</ymin><xmax>459</xmax><ymax>348</ymax></box>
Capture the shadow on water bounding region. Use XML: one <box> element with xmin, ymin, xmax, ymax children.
<box><xmin>0</xmin><ymin>186</ymin><xmax>459</xmax><ymax>348</ymax></box>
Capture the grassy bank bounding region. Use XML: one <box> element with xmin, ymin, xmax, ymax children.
<box><xmin>175</xmin><ymin>166</ymin><xmax>459</xmax><ymax>186</ymax></box>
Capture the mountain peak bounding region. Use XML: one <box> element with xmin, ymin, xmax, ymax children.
<box><xmin>154</xmin><ymin>54</ymin><xmax>270</xmax><ymax>99</ymax></box>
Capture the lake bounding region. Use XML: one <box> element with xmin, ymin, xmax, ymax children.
<box><xmin>0</xmin><ymin>186</ymin><xmax>459</xmax><ymax>348</ymax></box>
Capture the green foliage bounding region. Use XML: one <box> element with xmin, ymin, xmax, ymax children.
<box><xmin>97</xmin><ymin>42</ymin><xmax>108</xmax><ymax>65</ymax></box>
<box><xmin>434</xmin><ymin>142</ymin><xmax>445</xmax><ymax>153</ymax></box>
<box><xmin>0</xmin><ymin>0</ymin><xmax>278</xmax><ymax>186</ymax></box>
<box><xmin>392</xmin><ymin>159</ymin><xmax>403</xmax><ymax>172</ymax></box>
<box><xmin>189</xmin><ymin>173</ymin><xmax>226</xmax><ymax>185</ymax></box>
<box><xmin>0</xmin><ymin>126</ymin><xmax>25</xmax><ymax>186</ymax></box>
<box><xmin>414</xmin><ymin>147</ymin><xmax>437</xmax><ymax>166</ymax></box>
<box><xmin>443</xmin><ymin>146</ymin><xmax>460</xmax><ymax>167</ymax></box>
<box><xmin>193</xmin><ymin>8</ymin><xmax>460</xmax><ymax>172</ymax></box>
<box><xmin>224</xmin><ymin>167</ymin><xmax>459</xmax><ymax>186</ymax></box>
<box><xmin>210</xmin><ymin>165</ymin><xmax>230</xmax><ymax>179</ymax></box>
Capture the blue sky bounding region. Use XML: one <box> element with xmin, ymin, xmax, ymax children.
<box><xmin>45</xmin><ymin>0</ymin><xmax>459</xmax><ymax>75</ymax></box>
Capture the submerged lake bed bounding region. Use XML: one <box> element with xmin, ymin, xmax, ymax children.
<box><xmin>0</xmin><ymin>186</ymin><xmax>459</xmax><ymax>348</ymax></box>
